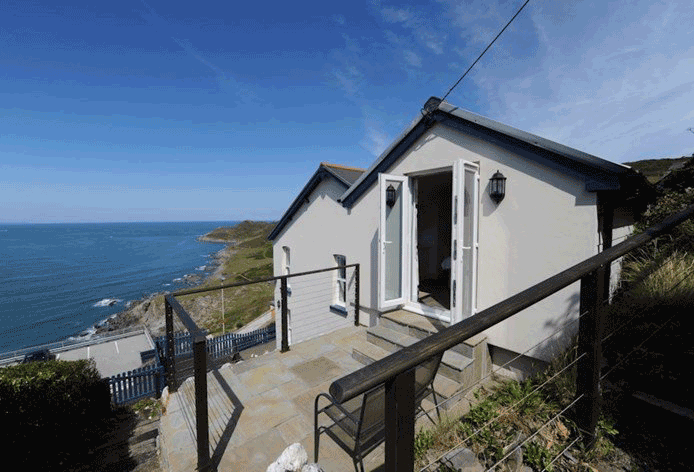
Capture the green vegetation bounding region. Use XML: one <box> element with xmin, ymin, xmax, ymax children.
<box><xmin>624</xmin><ymin>155</ymin><xmax>691</xmax><ymax>184</ymax></box>
<box><xmin>413</xmin><ymin>343</ymin><xmax>620</xmax><ymax>471</ymax></box>
<box><xmin>132</xmin><ymin>397</ymin><xmax>163</xmax><ymax>419</ymax></box>
<box><xmin>202</xmin><ymin>220</ymin><xmax>275</xmax><ymax>243</ymax></box>
<box><xmin>179</xmin><ymin>220</ymin><xmax>277</xmax><ymax>334</ymax></box>
<box><xmin>0</xmin><ymin>359</ymin><xmax>113</xmax><ymax>468</ymax></box>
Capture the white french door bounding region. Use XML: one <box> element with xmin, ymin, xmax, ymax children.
<box><xmin>378</xmin><ymin>174</ymin><xmax>410</xmax><ymax>311</ymax></box>
<box><xmin>450</xmin><ymin>160</ymin><xmax>479</xmax><ymax>323</ymax></box>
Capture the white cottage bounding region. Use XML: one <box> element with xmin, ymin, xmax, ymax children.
<box><xmin>268</xmin><ymin>97</ymin><xmax>648</xmax><ymax>380</ymax></box>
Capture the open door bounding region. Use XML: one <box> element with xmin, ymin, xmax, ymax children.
<box><xmin>378</xmin><ymin>174</ymin><xmax>410</xmax><ymax>311</ymax></box>
<box><xmin>450</xmin><ymin>160</ymin><xmax>479</xmax><ymax>323</ymax></box>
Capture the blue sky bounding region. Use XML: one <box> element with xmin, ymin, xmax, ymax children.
<box><xmin>1</xmin><ymin>0</ymin><xmax>693</xmax><ymax>223</ymax></box>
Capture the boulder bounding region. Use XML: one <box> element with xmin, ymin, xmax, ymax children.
<box><xmin>267</xmin><ymin>443</ymin><xmax>308</xmax><ymax>472</ymax></box>
<box><xmin>439</xmin><ymin>447</ymin><xmax>484</xmax><ymax>472</ymax></box>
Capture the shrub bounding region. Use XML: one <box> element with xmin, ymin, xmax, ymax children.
<box><xmin>0</xmin><ymin>358</ymin><xmax>111</xmax><ymax>467</ymax></box>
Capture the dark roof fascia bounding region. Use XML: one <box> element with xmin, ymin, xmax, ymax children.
<box><xmin>268</xmin><ymin>166</ymin><xmax>349</xmax><ymax>241</ymax></box>
<box><xmin>437</xmin><ymin>101</ymin><xmax>631</xmax><ymax>176</ymax></box>
<box><xmin>432</xmin><ymin>111</ymin><xmax>622</xmax><ymax>191</ymax></box>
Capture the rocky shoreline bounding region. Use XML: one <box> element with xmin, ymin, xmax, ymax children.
<box><xmin>94</xmin><ymin>239</ymin><xmax>238</xmax><ymax>337</ymax></box>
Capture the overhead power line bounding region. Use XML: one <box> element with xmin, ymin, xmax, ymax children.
<box><xmin>441</xmin><ymin>0</ymin><xmax>532</xmax><ymax>103</ymax></box>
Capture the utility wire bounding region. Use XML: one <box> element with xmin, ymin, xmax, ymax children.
<box><xmin>441</xmin><ymin>0</ymin><xmax>532</xmax><ymax>103</ymax></box>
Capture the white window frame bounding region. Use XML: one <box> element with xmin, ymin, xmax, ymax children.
<box><xmin>333</xmin><ymin>254</ymin><xmax>347</xmax><ymax>308</ymax></box>
<box><xmin>282</xmin><ymin>246</ymin><xmax>291</xmax><ymax>295</ymax></box>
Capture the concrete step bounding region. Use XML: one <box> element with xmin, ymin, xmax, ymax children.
<box><xmin>380</xmin><ymin>310</ymin><xmax>486</xmax><ymax>359</ymax></box>
<box><xmin>366</xmin><ymin>325</ymin><xmax>475</xmax><ymax>386</ymax></box>
<box><xmin>350</xmin><ymin>335</ymin><xmax>464</xmax><ymax>411</ymax></box>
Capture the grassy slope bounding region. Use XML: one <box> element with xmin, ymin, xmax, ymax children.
<box><xmin>624</xmin><ymin>156</ymin><xmax>691</xmax><ymax>183</ymax></box>
<box><xmin>176</xmin><ymin>221</ymin><xmax>276</xmax><ymax>334</ymax></box>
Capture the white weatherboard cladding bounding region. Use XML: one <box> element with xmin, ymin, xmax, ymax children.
<box><xmin>385</xmin><ymin>124</ymin><xmax>598</xmax><ymax>361</ymax></box>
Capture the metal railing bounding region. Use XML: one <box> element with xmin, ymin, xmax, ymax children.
<box><xmin>328</xmin><ymin>203</ymin><xmax>694</xmax><ymax>472</ymax></box>
<box><xmin>0</xmin><ymin>325</ymin><xmax>147</xmax><ymax>366</ymax></box>
<box><xmin>164</xmin><ymin>294</ymin><xmax>210</xmax><ymax>471</ymax></box>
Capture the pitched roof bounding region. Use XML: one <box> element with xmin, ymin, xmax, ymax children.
<box><xmin>340</xmin><ymin>97</ymin><xmax>645</xmax><ymax>207</ymax></box>
<box><xmin>320</xmin><ymin>162</ymin><xmax>364</xmax><ymax>186</ymax></box>
<box><xmin>269</xmin><ymin>97</ymin><xmax>651</xmax><ymax>241</ymax></box>
<box><xmin>268</xmin><ymin>163</ymin><xmax>365</xmax><ymax>241</ymax></box>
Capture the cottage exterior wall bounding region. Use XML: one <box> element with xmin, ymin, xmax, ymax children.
<box><xmin>271</xmin><ymin>122</ymin><xmax>632</xmax><ymax>362</ymax></box>
<box><xmin>272</xmin><ymin>177</ymin><xmax>376</xmax><ymax>348</ymax></box>
<box><xmin>380</xmin><ymin>124</ymin><xmax>598</xmax><ymax>360</ymax></box>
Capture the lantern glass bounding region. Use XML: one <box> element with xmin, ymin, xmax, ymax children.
<box><xmin>489</xmin><ymin>170</ymin><xmax>506</xmax><ymax>204</ymax></box>
<box><xmin>386</xmin><ymin>184</ymin><xmax>396</xmax><ymax>207</ymax></box>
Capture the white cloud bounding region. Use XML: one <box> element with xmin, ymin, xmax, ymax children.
<box><xmin>474</xmin><ymin>0</ymin><xmax>694</xmax><ymax>162</ymax></box>
<box><xmin>403</xmin><ymin>50</ymin><xmax>422</xmax><ymax>68</ymax></box>
<box><xmin>381</xmin><ymin>7</ymin><xmax>414</xmax><ymax>24</ymax></box>
<box><xmin>360</xmin><ymin>125</ymin><xmax>391</xmax><ymax>156</ymax></box>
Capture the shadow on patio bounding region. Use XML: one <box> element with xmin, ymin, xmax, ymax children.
<box><xmin>159</xmin><ymin>325</ymin><xmax>390</xmax><ymax>471</ymax></box>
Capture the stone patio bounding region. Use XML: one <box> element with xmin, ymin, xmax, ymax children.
<box><xmin>159</xmin><ymin>325</ymin><xmax>464</xmax><ymax>471</ymax></box>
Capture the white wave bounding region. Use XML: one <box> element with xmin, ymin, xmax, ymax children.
<box><xmin>93</xmin><ymin>298</ymin><xmax>121</xmax><ymax>307</ymax></box>
<box><xmin>163</xmin><ymin>283</ymin><xmax>171</xmax><ymax>286</ymax></box>
<box><xmin>196</xmin><ymin>265</ymin><xmax>206</xmax><ymax>271</ymax></box>
<box><xmin>173</xmin><ymin>278</ymin><xmax>183</xmax><ymax>282</ymax></box>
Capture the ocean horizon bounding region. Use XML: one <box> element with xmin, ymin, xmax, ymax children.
<box><xmin>0</xmin><ymin>221</ymin><xmax>239</xmax><ymax>353</ymax></box>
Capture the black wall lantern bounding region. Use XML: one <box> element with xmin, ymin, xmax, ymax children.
<box><xmin>386</xmin><ymin>184</ymin><xmax>397</xmax><ymax>207</ymax></box>
<box><xmin>489</xmin><ymin>170</ymin><xmax>506</xmax><ymax>204</ymax></box>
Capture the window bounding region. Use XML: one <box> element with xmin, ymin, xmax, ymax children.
<box><xmin>282</xmin><ymin>246</ymin><xmax>290</xmax><ymax>275</ymax></box>
<box><xmin>332</xmin><ymin>254</ymin><xmax>347</xmax><ymax>314</ymax></box>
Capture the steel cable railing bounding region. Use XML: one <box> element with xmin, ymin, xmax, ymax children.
<box><xmin>414</xmin><ymin>303</ymin><xmax>594</xmax><ymax>421</ymax></box>
<box><xmin>417</xmin><ymin>247</ymin><xmax>694</xmax><ymax>471</ymax></box>
<box><xmin>418</xmin><ymin>353</ymin><xmax>587</xmax><ymax>471</ymax></box>
<box><xmin>482</xmin><ymin>394</ymin><xmax>584</xmax><ymax>472</ymax></box>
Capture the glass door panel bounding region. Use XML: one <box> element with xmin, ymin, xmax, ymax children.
<box><xmin>379</xmin><ymin>174</ymin><xmax>409</xmax><ymax>310</ymax></box>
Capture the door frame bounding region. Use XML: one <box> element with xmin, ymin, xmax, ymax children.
<box><xmin>450</xmin><ymin>159</ymin><xmax>480</xmax><ymax>323</ymax></box>
<box><xmin>405</xmin><ymin>167</ymin><xmax>453</xmax><ymax>323</ymax></box>
<box><xmin>378</xmin><ymin>162</ymin><xmax>478</xmax><ymax>323</ymax></box>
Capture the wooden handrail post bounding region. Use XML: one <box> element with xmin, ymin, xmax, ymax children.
<box><xmin>385</xmin><ymin>368</ymin><xmax>416</xmax><ymax>472</ymax></box>
<box><xmin>577</xmin><ymin>267</ymin><xmax>607</xmax><ymax>448</ymax></box>
<box><xmin>194</xmin><ymin>335</ymin><xmax>210</xmax><ymax>471</ymax></box>
<box><xmin>165</xmin><ymin>298</ymin><xmax>177</xmax><ymax>392</ymax></box>
<box><xmin>281</xmin><ymin>276</ymin><xmax>289</xmax><ymax>352</ymax></box>
<box><xmin>354</xmin><ymin>264</ymin><xmax>360</xmax><ymax>326</ymax></box>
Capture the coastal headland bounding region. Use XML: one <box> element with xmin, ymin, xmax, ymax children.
<box><xmin>102</xmin><ymin>221</ymin><xmax>276</xmax><ymax>336</ymax></box>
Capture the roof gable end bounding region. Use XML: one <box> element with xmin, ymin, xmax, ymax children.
<box><xmin>268</xmin><ymin>163</ymin><xmax>364</xmax><ymax>241</ymax></box>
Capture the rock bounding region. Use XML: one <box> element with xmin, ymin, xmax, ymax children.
<box><xmin>160</xmin><ymin>386</ymin><xmax>169</xmax><ymax>408</ymax></box>
<box><xmin>266</xmin><ymin>463</ymin><xmax>284</xmax><ymax>472</ymax></box>
<box><xmin>301</xmin><ymin>464</ymin><xmax>325</xmax><ymax>472</ymax></box>
<box><xmin>439</xmin><ymin>447</ymin><xmax>484</xmax><ymax>472</ymax></box>
<box><xmin>267</xmin><ymin>443</ymin><xmax>308</xmax><ymax>472</ymax></box>
<box><xmin>503</xmin><ymin>446</ymin><xmax>523</xmax><ymax>472</ymax></box>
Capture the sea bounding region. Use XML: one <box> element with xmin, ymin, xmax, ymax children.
<box><xmin>0</xmin><ymin>221</ymin><xmax>237</xmax><ymax>353</ymax></box>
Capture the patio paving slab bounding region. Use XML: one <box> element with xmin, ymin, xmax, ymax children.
<box><xmin>159</xmin><ymin>325</ymin><xmax>455</xmax><ymax>471</ymax></box>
